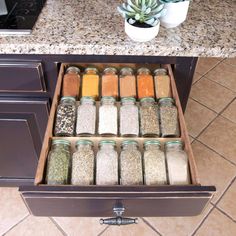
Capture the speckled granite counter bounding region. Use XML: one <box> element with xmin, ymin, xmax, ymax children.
<box><xmin>0</xmin><ymin>0</ymin><xmax>235</xmax><ymax>57</ymax></box>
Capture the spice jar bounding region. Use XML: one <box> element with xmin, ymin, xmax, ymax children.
<box><xmin>82</xmin><ymin>67</ymin><xmax>99</xmax><ymax>100</ymax></box>
<box><xmin>154</xmin><ymin>68</ymin><xmax>172</xmax><ymax>99</ymax></box>
<box><xmin>119</xmin><ymin>67</ymin><xmax>137</xmax><ymax>98</ymax></box>
<box><xmin>140</xmin><ymin>97</ymin><xmax>160</xmax><ymax>137</ymax></box>
<box><xmin>46</xmin><ymin>139</ymin><xmax>71</xmax><ymax>185</ymax></box>
<box><xmin>165</xmin><ymin>141</ymin><xmax>190</xmax><ymax>185</ymax></box>
<box><xmin>120</xmin><ymin>140</ymin><xmax>143</xmax><ymax>185</ymax></box>
<box><xmin>98</xmin><ymin>96</ymin><xmax>118</xmax><ymax>136</ymax></box>
<box><xmin>143</xmin><ymin>140</ymin><xmax>167</xmax><ymax>185</ymax></box>
<box><xmin>159</xmin><ymin>97</ymin><xmax>180</xmax><ymax>137</ymax></box>
<box><xmin>71</xmin><ymin>140</ymin><xmax>95</xmax><ymax>185</ymax></box>
<box><xmin>101</xmin><ymin>67</ymin><xmax>119</xmax><ymax>98</ymax></box>
<box><xmin>54</xmin><ymin>96</ymin><xmax>76</xmax><ymax>136</ymax></box>
<box><xmin>137</xmin><ymin>67</ymin><xmax>155</xmax><ymax>99</ymax></box>
<box><xmin>62</xmin><ymin>66</ymin><xmax>81</xmax><ymax>98</ymax></box>
<box><xmin>76</xmin><ymin>96</ymin><xmax>96</xmax><ymax>136</ymax></box>
<box><xmin>96</xmin><ymin>140</ymin><xmax>118</xmax><ymax>185</ymax></box>
<box><xmin>120</xmin><ymin>97</ymin><xmax>139</xmax><ymax>137</ymax></box>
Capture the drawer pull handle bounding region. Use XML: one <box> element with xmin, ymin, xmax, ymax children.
<box><xmin>100</xmin><ymin>204</ymin><xmax>138</xmax><ymax>226</ymax></box>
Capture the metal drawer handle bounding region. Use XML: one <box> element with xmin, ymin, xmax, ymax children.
<box><xmin>100</xmin><ymin>204</ymin><xmax>138</xmax><ymax>226</ymax></box>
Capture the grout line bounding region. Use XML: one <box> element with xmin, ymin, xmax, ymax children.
<box><xmin>214</xmin><ymin>206</ymin><xmax>236</xmax><ymax>223</ymax></box>
<box><xmin>49</xmin><ymin>217</ymin><xmax>68</xmax><ymax>236</ymax></box>
<box><xmin>2</xmin><ymin>214</ymin><xmax>30</xmax><ymax>236</ymax></box>
<box><xmin>196</xmin><ymin>59</ymin><xmax>222</xmax><ymax>77</ymax></box>
<box><xmin>218</xmin><ymin>97</ymin><xmax>236</xmax><ymax>115</ymax></box>
<box><xmin>97</xmin><ymin>225</ymin><xmax>110</xmax><ymax>236</ymax></box>
<box><xmin>141</xmin><ymin>218</ymin><xmax>162</xmax><ymax>236</ymax></box>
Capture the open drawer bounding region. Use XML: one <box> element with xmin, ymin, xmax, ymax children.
<box><xmin>19</xmin><ymin>63</ymin><xmax>216</xmax><ymax>218</ymax></box>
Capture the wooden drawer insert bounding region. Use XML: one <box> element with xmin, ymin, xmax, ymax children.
<box><xmin>20</xmin><ymin>63</ymin><xmax>216</xmax><ymax>217</ymax></box>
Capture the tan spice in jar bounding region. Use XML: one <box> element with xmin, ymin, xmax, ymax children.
<box><xmin>137</xmin><ymin>68</ymin><xmax>155</xmax><ymax>99</ymax></box>
<box><xmin>102</xmin><ymin>67</ymin><xmax>119</xmax><ymax>98</ymax></box>
<box><xmin>62</xmin><ymin>66</ymin><xmax>81</xmax><ymax>98</ymax></box>
<box><xmin>119</xmin><ymin>67</ymin><xmax>137</xmax><ymax>98</ymax></box>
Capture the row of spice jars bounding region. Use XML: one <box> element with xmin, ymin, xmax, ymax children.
<box><xmin>46</xmin><ymin>139</ymin><xmax>190</xmax><ymax>186</ymax></box>
<box><xmin>62</xmin><ymin>66</ymin><xmax>172</xmax><ymax>100</ymax></box>
<box><xmin>54</xmin><ymin>96</ymin><xmax>180</xmax><ymax>137</ymax></box>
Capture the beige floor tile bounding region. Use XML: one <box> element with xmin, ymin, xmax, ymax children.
<box><xmin>198</xmin><ymin>116</ymin><xmax>236</xmax><ymax>165</ymax></box>
<box><xmin>145</xmin><ymin>204</ymin><xmax>212</xmax><ymax>236</ymax></box>
<box><xmin>192</xmin><ymin>141</ymin><xmax>236</xmax><ymax>203</ymax></box>
<box><xmin>205</xmin><ymin>62</ymin><xmax>236</xmax><ymax>92</ymax></box>
<box><xmin>190</xmin><ymin>78</ymin><xmax>235</xmax><ymax>113</ymax></box>
<box><xmin>222</xmin><ymin>99</ymin><xmax>236</xmax><ymax>123</ymax></box>
<box><xmin>223</xmin><ymin>58</ymin><xmax>236</xmax><ymax>66</ymax></box>
<box><xmin>102</xmin><ymin>218</ymin><xmax>158</xmax><ymax>236</ymax></box>
<box><xmin>193</xmin><ymin>72</ymin><xmax>202</xmax><ymax>84</ymax></box>
<box><xmin>5</xmin><ymin>216</ymin><xmax>63</xmax><ymax>236</ymax></box>
<box><xmin>0</xmin><ymin>188</ymin><xmax>29</xmax><ymax>235</ymax></box>
<box><xmin>196</xmin><ymin>57</ymin><xmax>221</xmax><ymax>75</ymax></box>
<box><xmin>195</xmin><ymin>208</ymin><xmax>236</xmax><ymax>236</ymax></box>
<box><xmin>184</xmin><ymin>99</ymin><xmax>217</xmax><ymax>137</ymax></box>
<box><xmin>53</xmin><ymin>217</ymin><xmax>106</xmax><ymax>236</ymax></box>
<box><xmin>218</xmin><ymin>179</ymin><xmax>236</xmax><ymax>221</ymax></box>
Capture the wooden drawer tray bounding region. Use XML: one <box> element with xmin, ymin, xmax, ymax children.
<box><xmin>20</xmin><ymin>63</ymin><xmax>215</xmax><ymax>217</ymax></box>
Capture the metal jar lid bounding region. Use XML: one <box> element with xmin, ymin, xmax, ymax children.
<box><xmin>60</xmin><ymin>96</ymin><xmax>76</xmax><ymax>102</ymax></box>
<box><xmin>137</xmin><ymin>67</ymin><xmax>151</xmax><ymax>75</ymax></box>
<box><xmin>101</xmin><ymin>96</ymin><xmax>116</xmax><ymax>102</ymax></box>
<box><xmin>99</xmin><ymin>140</ymin><xmax>116</xmax><ymax>146</ymax></box>
<box><xmin>75</xmin><ymin>139</ymin><xmax>93</xmax><ymax>147</ymax></box>
<box><xmin>121</xmin><ymin>140</ymin><xmax>139</xmax><ymax>147</ymax></box>
<box><xmin>120</xmin><ymin>67</ymin><xmax>134</xmax><ymax>76</ymax></box>
<box><xmin>153</xmin><ymin>68</ymin><xmax>168</xmax><ymax>76</ymax></box>
<box><xmin>103</xmin><ymin>67</ymin><xmax>118</xmax><ymax>75</ymax></box>
<box><xmin>140</xmin><ymin>97</ymin><xmax>155</xmax><ymax>103</ymax></box>
<box><xmin>84</xmin><ymin>67</ymin><xmax>99</xmax><ymax>74</ymax></box>
<box><xmin>144</xmin><ymin>140</ymin><xmax>161</xmax><ymax>147</ymax></box>
<box><xmin>165</xmin><ymin>140</ymin><xmax>183</xmax><ymax>148</ymax></box>
<box><xmin>121</xmin><ymin>97</ymin><xmax>136</xmax><ymax>104</ymax></box>
<box><xmin>52</xmin><ymin>139</ymin><xmax>71</xmax><ymax>146</ymax></box>
<box><xmin>80</xmin><ymin>96</ymin><xmax>95</xmax><ymax>104</ymax></box>
<box><xmin>158</xmin><ymin>97</ymin><xmax>174</xmax><ymax>105</ymax></box>
<box><xmin>66</xmin><ymin>66</ymin><xmax>80</xmax><ymax>74</ymax></box>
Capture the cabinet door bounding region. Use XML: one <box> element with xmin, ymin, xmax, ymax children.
<box><xmin>0</xmin><ymin>99</ymin><xmax>49</xmax><ymax>179</ymax></box>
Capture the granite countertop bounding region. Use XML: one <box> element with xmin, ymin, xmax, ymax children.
<box><xmin>0</xmin><ymin>0</ymin><xmax>235</xmax><ymax>57</ymax></box>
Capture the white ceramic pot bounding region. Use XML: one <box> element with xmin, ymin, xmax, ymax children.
<box><xmin>125</xmin><ymin>20</ymin><xmax>160</xmax><ymax>42</ymax></box>
<box><xmin>160</xmin><ymin>1</ymin><xmax>190</xmax><ymax>28</ymax></box>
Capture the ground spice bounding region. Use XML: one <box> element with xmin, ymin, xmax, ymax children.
<box><xmin>71</xmin><ymin>140</ymin><xmax>95</xmax><ymax>185</ymax></box>
<box><xmin>165</xmin><ymin>141</ymin><xmax>190</xmax><ymax>185</ymax></box>
<box><xmin>143</xmin><ymin>140</ymin><xmax>167</xmax><ymax>185</ymax></box>
<box><xmin>102</xmin><ymin>67</ymin><xmax>118</xmax><ymax>98</ymax></box>
<box><xmin>46</xmin><ymin>139</ymin><xmax>71</xmax><ymax>185</ymax></box>
<box><xmin>96</xmin><ymin>140</ymin><xmax>118</xmax><ymax>185</ymax></box>
<box><xmin>120</xmin><ymin>140</ymin><xmax>143</xmax><ymax>185</ymax></box>
<box><xmin>137</xmin><ymin>67</ymin><xmax>154</xmax><ymax>99</ymax></box>
<box><xmin>82</xmin><ymin>67</ymin><xmax>99</xmax><ymax>100</ymax></box>
<box><xmin>119</xmin><ymin>67</ymin><xmax>137</xmax><ymax>98</ymax></box>
<box><xmin>154</xmin><ymin>68</ymin><xmax>172</xmax><ymax>99</ymax></box>
<box><xmin>62</xmin><ymin>66</ymin><xmax>81</xmax><ymax>98</ymax></box>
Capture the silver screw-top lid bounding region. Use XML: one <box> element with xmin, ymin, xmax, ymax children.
<box><xmin>154</xmin><ymin>68</ymin><xmax>168</xmax><ymax>76</ymax></box>
<box><xmin>120</xmin><ymin>67</ymin><xmax>134</xmax><ymax>76</ymax></box>
<box><xmin>84</xmin><ymin>67</ymin><xmax>99</xmax><ymax>74</ymax></box>
<box><xmin>137</xmin><ymin>67</ymin><xmax>151</xmax><ymax>75</ymax></box>
<box><xmin>66</xmin><ymin>66</ymin><xmax>80</xmax><ymax>74</ymax></box>
<box><xmin>103</xmin><ymin>67</ymin><xmax>118</xmax><ymax>75</ymax></box>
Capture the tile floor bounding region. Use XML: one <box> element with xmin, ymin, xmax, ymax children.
<box><xmin>0</xmin><ymin>58</ymin><xmax>236</xmax><ymax>236</ymax></box>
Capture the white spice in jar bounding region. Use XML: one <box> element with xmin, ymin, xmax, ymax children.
<box><xmin>71</xmin><ymin>140</ymin><xmax>95</xmax><ymax>185</ymax></box>
<box><xmin>96</xmin><ymin>140</ymin><xmax>118</xmax><ymax>185</ymax></box>
<box><xmin>98</xmin><ymin>96</ymin><xmax>118</xmax><ymax>136</ymax></box>
<box><xmin>143</xmin><ymin>140</ymin><xmax>167</xmax><ymax>185</ymax></box>
<box><xmin>120</xmin><ymin>97</ymin><xmax>139</xmax><ymax>136</ymax></box>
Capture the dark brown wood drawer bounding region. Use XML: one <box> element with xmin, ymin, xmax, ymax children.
<box><xmin>0</xmin><ymin>61</ymin><xmax>46</xmax><ymax>92</ymax></box>
<box><xmin>19</xmin><ymin>63</ymin><xmax>216</xmax><ymax>218</ymax></box>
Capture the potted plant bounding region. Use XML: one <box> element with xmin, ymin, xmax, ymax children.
<box><xmin>117</xmin><ymin>0</ymin><xmax>165</xmax><ymax>42</ymax></box>
<box><xmin>159</xmin><ymin>0</ymin><xmax>191</xmax><ymax>28</ymax></box>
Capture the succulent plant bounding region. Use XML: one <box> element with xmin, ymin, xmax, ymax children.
<box><xmin>159</xmin><ymin>0</ymin><xmax>189</xmax><ymax>3</ymax></box>
<box><xmin>117</xmin><ymin>0</ymin><xmax>165</xmax><ymax>27</ymax></box>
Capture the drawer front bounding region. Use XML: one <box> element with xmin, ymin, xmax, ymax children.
<box><xmin>0</xmin><ymin>61</ymin><xmax>46</xmax><ymax>92</ymax></box>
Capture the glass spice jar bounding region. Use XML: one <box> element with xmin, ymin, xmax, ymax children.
<box><xmin>54</xmin><ymin>96</ymin><xmax>76</xmax><ymax>137</ymax></box>
<box><xmin>62</xmin><ymin>66</ymin><xmax>81</xmax><ymax>98</ymax></box>
<box><xmin>76</xmin><ymin>96</ymin><xmax>96</xmax><ymax>136</ymax></box>
<box><xmin>120</xmin><ymin>97</ymin><xmax>139</xmax><ymax>137</ymax></box>
<box><xmin>140</xmin><ymin>97</ymin><xmax>160</xmax><ymax>137</ymax></box>
<box><xmin>154</xmin><ymin>68</ymin><xmax>172</xmax><ymax>99</ymax></box>
<box><xmin>137</xmin><ymin>67</ymin><xmax>155</xmax><ymax>99</ymax></box>
<box><xmin>159</xmin><ymin>97</ymin><xmax>180</xmax><ymax>137</ymax></box>
<box><xmin>165</xmin><ymin>141</ymin><xmax>190</xmax><ymax>185</ymax></box>
<box><xmin>143</xmin><ymin>140</ymin><xmax>167</xmax><ymax>185</ymax></box>
<box><xmin>119</xmin><ymin>67</ymin><xmax>137</xmax><ymax>98</ymax></box>
<box><xmin>46</xmin><ymin>139</ymin><xmax>71</xmax><ymax>185</ymax></box>
<box><xmin>71</xmin><ymin>140</ymin><xmax>95</xmax><ymax>185</ymax></box>
<box><xmin>96</xmin><ymin>140</ymin><xmax>118</xmax><ymax>185</ymax></box>
<box><xmin>82</xmin><ymin>67</ymin><xmax>100</xmax><ymax>100</ymax></box>
<box><xmin>120</xmin><ymin>140</ymin><xmax>143</xmax><ymax>185</ymax></box>
<box><xmin>98</xmin><ymin>96</ymin><xmax>118</xmax><ymax>136</ymax></box>
<box><xmin>101</xmin><ymin>67</ymin><xmax>119</xmax><ymax>98</ymax></box>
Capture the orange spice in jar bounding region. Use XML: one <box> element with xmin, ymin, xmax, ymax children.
<box><xmin>154</xmin><ymin>68</ymin><xmax>172</xmax><ymax>99</ymax></box>
<box><xmin>119</xmin><ymin>67</ymin><xmax>137</xmax><ymax>98</ymax></box>
<box><xmin>82</xmin><ymin>67</ymin><xmax>100</xmax><ymax>100</ymax></box>
<box><xmin>62</xmin><ymin>66</ymin><xmax>81</xmax><ymax>98</ymax></box>
<box><xmin>137</xmin><ymin>67</ymin><xmax>155</xmax><ymax>99</ymax></box>
<box><xmin>101</xmin><ymin>67</ymin><xmax>119</xmax><ymax>98</ymax></box>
